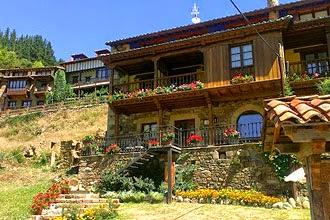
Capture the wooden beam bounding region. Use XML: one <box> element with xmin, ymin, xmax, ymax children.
<box><xmin>304</xmin><ymin>154</ymin><xmax>327</xmax><ymax>220</ymax></box>
<box><xmin>274</xmin><ymin>143</ymin><xmax>300</xmax><ymax>154</ymax></box>
<box><xmin>167</xmin><ymin>148</ymin><xmax>173</xmax><ymax>204</ymax></box>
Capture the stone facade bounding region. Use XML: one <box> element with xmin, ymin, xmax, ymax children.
<box><xmin>182</xmin><ymin>144</ymin><xmax>289</xmax><ymax>196</ymax></box>
<box><xmin>107</xmin><ymin>98</ymin><xmax>264</xmax><ymax>137</ymax></box>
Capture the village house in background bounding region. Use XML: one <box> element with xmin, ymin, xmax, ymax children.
<box><xmin>0</xmin><ymin>66</ymin><xmax>63</xmax><ymax>111</ymax></box>
<box><xmin>60</xmin><ymin>50</ymin><xmax>111</xmax><ymax>97</ymax></box>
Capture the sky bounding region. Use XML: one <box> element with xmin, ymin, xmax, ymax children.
<box><xmin>0</xmin><ymin>0</ymin><xmax>294</xmax><ymax>61</ymax></box>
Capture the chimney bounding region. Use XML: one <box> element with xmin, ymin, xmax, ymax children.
<box><xmin>268</xmin><ymin>0</ymin><xmax>279</xmax><ymax>7</ymax></box>
<box><xmin>268</xmin><ymin>0</ymin><xmax>279</xmax><ymax>20</ymax></box>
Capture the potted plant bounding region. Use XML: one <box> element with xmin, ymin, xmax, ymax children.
<box><xmin>231</xmin><ymin>72</ymin><xmax>254</xmax><ymax>84</ymax></box>
<box><xmin>223</xmin><ymin>128</ymin><xmax>240</xmax><ymax>145</ymax></box>
<box><xmin>82</xmin><ymin>135</ymin><xmax>94</xmax><ymax>156</ymax></box>
<box><xmin>161</xmin><ymin>131</ymin><xmax>175</xmax><ymax>145</ymax></box>
<box><xmin>104</xmin><ymin>143</ymin><xmax>120</xmax><ymax>155</ymax></box>
<box><xmin>148</xmin><ymin>139</ymin><xmax>160</xmax><ymax>148</ymax></box>
<box><xmin>186</xmin><ymin>134</ymin><xmax>203</xmax><ymax>147</ymax></box>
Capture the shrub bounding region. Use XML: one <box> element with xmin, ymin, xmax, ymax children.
<box><xmin>174</xmin><ymin>153</ymin><xmax>197</xmax><ymax>192</ymax></box>
<box><xmin>119</xmin><ymin>191</ymin><xmax>145</xmax><ymax>203</ymax></box>
<box><xmin>176</xmin><ymin>189</ymin><xmax>282</xmax><ymax>208</ymax></box>
<box><xmin>145</xmin><ymin>192</ymin><xmax>164</xmax><ymax>204</ymax></box>
<box><xmin>318</xmin><ymin>78</ymin><xmax>330</xmax><ymax>95</ymax></box>
<box><xmin>10</xmin><ymin>149</ymin><xmax>25</xmax><ymax>163</ymax></box>
<box><xmin>98</xmin><ymin>172</ymin><xmax>156</xmax><ymax>194</ymax></box>
<box><xmin>33</xmin><ymin>152</ymin><xmax>50</xmax><ymax>167</ymax></box>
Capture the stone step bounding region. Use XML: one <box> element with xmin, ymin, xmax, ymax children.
<box><xmin>55</xmin><ymin>198</ymin><xmax>108</xmax><ymax>203</ymax></box>
<box><xmin>52</xmin><ymin>202</ymin><xmax>109</xmax><ymax>209</ymax></box>
<box><xmin>58</xmin><ymin>193</ymin><xmax>100</xmax><ymax>199</ymax></box>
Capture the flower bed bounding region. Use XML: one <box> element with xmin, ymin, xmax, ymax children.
<box><xmin>109</xmin><ymin>81</ymin><xmax>204</xmax><ymax>103</ymax></box>
<box><xmin>31</xmin><ymin>179</ymin><xmax>70</xmax><ymax>215</ymax></box>
<box><xmin>176</xmin><ymin>189</ymin><xmax>282</xmax><ymax>208</ymax></box>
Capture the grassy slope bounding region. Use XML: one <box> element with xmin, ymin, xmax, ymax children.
<box><xmin>0</xmin><ymin>165</ymin><xmax>54</xmax><ymax>219</ymax></box>
<box><xmin>117</xmin><ymin>203</ymin><xmax>310</xmax><ymax>220</ymax></box>
<box><xmin>0</xmin><ymin>105</ymin><xmax>108</xmax><ymax>151</ymax></box>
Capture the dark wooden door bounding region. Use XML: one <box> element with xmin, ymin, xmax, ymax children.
<box><xmin>175</xmin><ymin>119</ymin><xmax>195</xmax><ymax>147</ymax></box>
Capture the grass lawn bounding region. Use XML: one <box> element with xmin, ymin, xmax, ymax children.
<box><xmin>117</xmin><ymin>202</ymin><xmax>311</xmax><ymax>220</ymax></box>
<box><xmin>0</xmin><ymin>166</ymin><xmax>54</xmax><ymax>220</ymax></box>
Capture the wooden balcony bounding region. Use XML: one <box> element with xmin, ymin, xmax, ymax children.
<box><xmin>286</xmin><ymin>58</ymin><xmax>330</xmax><ymax>81</ymax></box>
<box><xmin>6</xmin><ymin>88</ymin><xmax>28</xmax><ymax>97</ymax></box>
<box><xmin>113</xmin><ymin>71</ymin><xmax>204</xmax><ymax>93</ymax></box>
<box><xmin>105</xmin><ymin>122</ymin><xmax>263</xmax><ymax>152</ymax></box>
<box><xmin>34</xmin><ymin>87</ymin><xmax>48</xmax><ymax>97</ymax></box>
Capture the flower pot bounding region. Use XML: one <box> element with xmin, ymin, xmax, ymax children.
<box><xmin>228</xmin><ymin>137</ymin><xmax>239</xmax><ymax>145</ymax></box>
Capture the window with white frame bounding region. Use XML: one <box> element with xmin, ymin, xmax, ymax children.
<box><xmin>230</xmin><ymin>43</ymin><xmax>254</xmax><ymax>69</ymax></box>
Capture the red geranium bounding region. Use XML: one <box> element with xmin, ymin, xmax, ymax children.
<box><xmin>187</xmin><ymin>134</ymin><xmax>203</xmax><ymax>145</ymax></box>
<box><xmin>148</xmin><ymin>139</ymin><xmax>159</xmax><ymax>146</ymax></box>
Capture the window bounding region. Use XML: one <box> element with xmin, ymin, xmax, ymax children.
<box><xmin>300</xmin><ymin>13</ymin><xmax>313</xmax><ymax>21</ymax></box>
<box><xmin>22</xmin><ymin>100</ymin><xmax>32</xmax><ymax>108</ymax></box>
<box><xmin>141</xmin><ymin>123</ymin><xmax>158</xmax><ymax>141</ymax></box>
<box><xmin>305</xmin><ymin>52</ymin><xmax>329</xmax><ymax>76</ymax></box>
<box><xmin>315</xmin><ymin>10</ymin><xmax>328</xmax><ymax>18</ymax></box>
<box><xmin>37</xmin><ymin>100</ymin><xmax>44</xmax><ymax>106</ymax></box>
<box><xmin>237</xmin><ymin>111</ymin><xmax>263</xmax><ymax>139</ymax></box>
<box><xmin>96</xmin><ymin>67</ymin><xmax>110</xmax><ymax>79</ymax></box>
<box><xmin>85</xmin><ymin>77</ymin><xmax>91</xmax><ymax>83</ymax></box>
<box><xmin>230</xmin><ymin>43</ymin><xmax>253</xmax><ymax>69</ymax></box>
<box><xmin>8</xmin><ymin>80</ymin><xmax>27</xmax><ymax>89</ymax></box>
<box><xmin>7</xmin><ymin>101</ymin><xmax>16</xmax><ymax>109</ymax></box>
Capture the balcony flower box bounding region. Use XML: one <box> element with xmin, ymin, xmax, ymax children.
<box><xmin>148</xmin><ymin>139</ymin><xmax>160</xmax><ymax>148</ymax></box>
<box><xmin>223</xmin><ymin>128</ymin><xmax>240</xmax><ymax>145</ymax></box>
<box><xmin>104</xmin><ymin>143</ymin><xmax>120</xmax><ymax>155</ymax></box>
<box><xmin>161</xmin><ymin>132</ymin><xmax>175</xmax><ymax>145</ymax></box>
<box><xmin>187</xmin><ymin>134</ymin><xmax>204</xmax><ymax>147</ymax></box>
<box><xmin>231</xmin><ymin>72</ymin><xmax>254</xmax><ymax>84</ymax></box>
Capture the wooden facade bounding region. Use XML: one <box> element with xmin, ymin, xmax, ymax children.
<box><xmin>0</xmin><ymin>67</ymin><xmax>63</xmax><ymax>111</ymax></box>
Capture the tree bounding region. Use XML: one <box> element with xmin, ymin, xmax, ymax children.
<box><xmin>0</xmin><ymin>47</ymin><xmax>31</xmax><ymax>68</ymax></box>
<box><xmin>46</xmin><ymin>70</ymin><xmax>75</xmax><ymax>104</ymax></box>
<box><xmin>32</xmin><ymin>60</ymin><xmax>44</xmax><ymax>68</ymax></box>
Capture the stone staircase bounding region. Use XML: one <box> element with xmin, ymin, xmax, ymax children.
<box><xmin>29</xmin><ymin>191</ymin><xmax>109</xmax><ymax>220</ymax></box>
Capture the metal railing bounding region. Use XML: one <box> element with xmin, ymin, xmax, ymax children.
<box><xmin>112</xmin><ymin>71</ymin><xmax>204</xmax><ymax>93</ymax></box>
<box><xmin>105</xmin><ymin>122</ymin><xmax>263</xmax><ymax>152</ymax></box>
<box><xmin>70</xmin><ymin>77</ymin><xmax>110</xmax><ymax>87</ymax></box>
<box><xmin>286</xmin><ymin>58</ymin><xmax>330</xmax><ymax>81</ymax></box>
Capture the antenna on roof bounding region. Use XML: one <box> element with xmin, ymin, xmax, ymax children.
<box><xmin>191</xmin><ymin>3</ymin><xmax>201</xmax><ymax>24</ymax></box>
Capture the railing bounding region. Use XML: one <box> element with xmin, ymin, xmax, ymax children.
<box><xmin>71</xmin><ymin>77</ymin><xmax>110</xmax><ymax>87</ymax></box>
<box><xmin>286</xmin><ymin>58</ymin><xmax>330</xmax><ymax>81</ymax></box>
<box><xmin>112</xmin><ymin>71</ymin><xmax>204</xmax><ymax>93</ymax></box>
<box><xmin>6</xmin><ymin>88</ymin><xmax>28</xmax><ymax>96</ymax></box>
<box><xmin>105</xmin><ymin>122</ymin><xmax>263</xmax><ymax>152</ymax></box>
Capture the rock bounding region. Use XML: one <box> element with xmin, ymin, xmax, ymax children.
<box><xmin>211</xmin><ymin>199</ymin><xmax>217</xmax><ymax>204</ymax></box>
<box><xmin>283</xmin><ymin>202</ymin><xmax>292</xmax><ymax>209</ymax></box>
<box><xmin>184</xmin><ymin>198</ymin><xmax>191</xmax><ymax>203</ymax></box>
<box><xmin>201</xmin><ymin>170</ymin><xmax>212</xmax><ymax>177</ymax></box>
<box><xmin>176</xmin><ymin>196</ymin><xmax>183</xmax><ymax>203</ymax></box>
<box><xmin>296</xmin><ymin>197</ymin><xmax>302</xmax><ymax>207</ymax></box>
<box><xmin>199</xmin><ymin>198</ymin><xmax>204</xmax><ymax>203</ymax></box>
<box><xmin>288</xmin><ymin>198</ymin><xmax>296</xmax><ymax>208</ymax></box>
<box><xmin>302</xmin><ymin>201</ymin><xmax>310</xmax><ymax>209</ymax></box>
<box><xmin>272</xmin><ymin>202</ymin><xmax>284</xmax><ymax>209</ymax></box>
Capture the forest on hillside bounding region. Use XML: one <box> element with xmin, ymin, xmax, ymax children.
<box><xmin>0</xmin><ymin>28</ymin><xmax>58</xmax><ymax>69</ymax></box>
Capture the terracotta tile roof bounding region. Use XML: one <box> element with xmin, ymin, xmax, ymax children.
<box><xmin>265</xmin><ymin>95</ymin><xmax>330</xmax><ymax>125</ymax></box>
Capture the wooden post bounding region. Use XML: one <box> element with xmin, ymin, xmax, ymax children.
<box><xmin>208</xmin><ymin>103</ymin><xmax>214</xmax><ymax>145</ymax></box>
<box><xmin>115</xmin><ymin>112</ymin><xmax>120</xmax><ymax>143</ymax></box>
<box><xmin>153</xmin><ymin>58</ymin><xmax>158</xmax><ymax>88</ymax></box>
<box><xmin>158</xmin><ymin>109</ymin><xmax>163</xmax><ymax>131</ymax></box>
<box><xmin>109</xmin><ymin>67</ymin><xmax>115</xmax><ymax>95</ymax></box>
<box><xmin>326</xmin><ymin>29</ymin><xmax>330</xmax><ymax>59</ymax></box>
<box><xmin>167</xmin><ymin>148</ymin><xmax>173</xmax><ymax>204</ymax></box>
<box><xmin>304</xmin><ymin>153</ymin><xmax>326</xmax><ymax>220</ymax></box>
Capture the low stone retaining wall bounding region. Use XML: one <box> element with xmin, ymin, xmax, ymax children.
<box><xmin>182</xmin><ymin>144</ymin><xmax>289</xmax><ymax>196</ymax></box>
<box><xmin>78</xmin><ymin>153</ymin><xmax>138</xmax><ymax>191</ymax></box>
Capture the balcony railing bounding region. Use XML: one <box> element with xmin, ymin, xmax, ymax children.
<box><xmin>71</xmin><ymin>77</ymin><xmax>110</xmax><ymax>87</ymax></box>
<box><xmin>105</xmin><ymin>122</ymin><xmax>263</xmax><ymax>152</ymax></box>
<box><xmin>6</xmin><ymin>88</ymin><xmax>28</xmax><ymax>96</ymax></box>
<box><xmin>113</xmin><ymin>71</ymin><xmax>204</xmax><ymax>93</ymax></box>
<box><xmin>286</xmin><ymin>58</ymin><xmax>330</xmax><ymax>81</ymax></box>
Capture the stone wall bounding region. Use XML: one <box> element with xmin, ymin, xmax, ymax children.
<box><xmin>106</xmin><ymin>98</ymin><xmax>264</xmax><ymax>137</ymax></box>
<box><xmin>182</xmin><ymin>144</ymin><xmax>289</xmax><ymax>196</ymax></box>
<box><xmin>78</xmin><ymin>152</ymin><xmax>138</xmax><ymax>191</ymax></box>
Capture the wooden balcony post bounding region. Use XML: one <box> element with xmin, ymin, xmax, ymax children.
<box><xmin>115</xmin><ymin>112</ymin><xmax>120</xmax><ymax>143</ymax></box>
<box><xmin>153</xmin><ymin>58</ymin><xmax>159</xmax><ymax>88</ymax></box>
<box><xmin>208</xmin><ymin>103</ymin><xmax>214</xmax><ymax>145</ymax></box>
<box><xmin>109</xmin><ymin>66</ymin><xmax>115</xmax><ymax>95</ymax></box>
<box><xmin>326</xmin><ymin>30</ymin><xmax>330</xmax><ymax>60</ymax></box>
